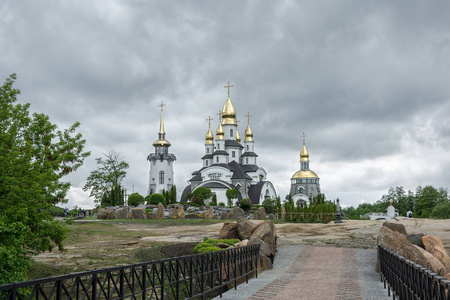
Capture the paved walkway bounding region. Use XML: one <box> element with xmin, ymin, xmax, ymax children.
<box><xmin>214</xmin><ymin>245</ymin><xmax>391</xmax><ymax>300</ymax></box>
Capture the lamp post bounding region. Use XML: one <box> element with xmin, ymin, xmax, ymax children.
<box><xmin>334</xmin><ymin>197</ymin><xmax>343</xmax><ymax>224</ymax></box>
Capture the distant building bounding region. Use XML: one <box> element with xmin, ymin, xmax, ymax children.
<box><xmin>181</xmin><ymin>84</ymin><xmax>277</xmax><ymax>204</ymax></box>
<box><xmin>147</xmin><ymin>102</ymin><xmax>176</xmax><ymax>195</ymax></box>
<box><xmin>290</xmin><ymin>134</ymin><xmax>321</xmax><ymax>205</ymax></box>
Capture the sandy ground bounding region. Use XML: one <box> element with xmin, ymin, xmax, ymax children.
<box><xmin>34</xmin><ymin>217</ymin><xmax>450</xmax><ymax>273</ymax></box>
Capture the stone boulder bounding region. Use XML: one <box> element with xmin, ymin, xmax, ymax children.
<box><xmin>130</xmin><ymin>207</ymin><xmax>146</xmax><ymax>219</ymax></box>
<box><xmin>156</xmin><ymin>202</ymin><xmax>165</xmax><ymax>219</ymax></box>
<box><xmin>408</xmin><ymin>233</ymin><xmax>425</xmax><ymax>248</ymax></box>
<box><xmin>97</xmin><ymin>208</ymin><xmax>107</xmax><ymax>219</ymax></box>
<box><xmin>248</xmin><ymin>237</ymin><xmax>273</xmax><ymax>259</ymax></box>
<box><xmin>115</xmin><ymin>207</ymin><xmax>129</xmax><ymax>219</ymax></box>
<box><xmin>281</xmin><ymin>207</ymin><xmax>286</xmax><ymax>220</ymax></box>
<box><xmin>220</xmin><ymin>212</ymin><xmax>229</xmax><ymax>220</ymax></box>
<box><xmin>250</xmin><ymin>221</ymin><xmax>277</xmax><ymax>256</ymax></box>
<box><xmin>254</xmin><ymin>207</ymin><xmax>266</xmax><ymax>220</ymax></box>
<box><xmin>219</xmin><ymin>222</ymin><xmax>240</xmax><ymax>240</ymax></box>
<box><xmin>235</xmin><ymin>239</ymin><xmax>248</xmax><ymax>247</ymax></box>
<box><xmin>422</xmin><ymin>235</ymin><xmax>450</xmax><ymax>271</ymax></box>
<box><xmin>382</xmin><ymin>222</ymin><xmax>407</xmax><ymax>236</ymax></box>
<box><xmin>269</xmin><ymin>214</ymin><xmax>276</xmax><ymax>220</ymax></box>
<box><xmin>236</xmin><ymin>218</ymin><xmax>256</xmax><ymax>240</ymax></box>
<box><xmin>168</xmin><ymin>206</ymin><xmax>185</xmax><ymax>219</ymax></box>
<box><xmin>259</xmin><ymin>253</ymin><xmax>273</xmax><ymax>271</ymax></box>
<box><xmin>146</xmin><ymin>212</ymin><xmax>157</xmax><ymax>219</ymax></box>
<box><xmin>413</xmin><ymin>245</ymin><xmax>446</xmax><ymax>274</ymax></box>
<box><xmin>227</xmin><ymin>207</ymin><xmax>245</xmax><ymax>219</ymax></box>
<box><xmin>203</xmin><ymin>209</ymin><xmax>214</xmax><ymax>220</ymax></box>
<box><xmin>377</xmin><ymin>226</ymin><xmax>427</xmax><ymax>272</ymax></box>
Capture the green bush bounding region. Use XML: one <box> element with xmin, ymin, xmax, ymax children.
<box><xmin>128</xmin><ymin>193</ymin><xmax>145</xmax><ymax>206</ymax></box>
<box><xmin>147</xmin><ymin>193</ymin><xmax>166</xmax><ymax>205</ymax></box>
<box><xmin>239</xmin><ymin>199</ymin><xmax>251</xmax><ymax>211</ymax></box>
<box><xmin>145</xmin><ymin>208</ymin><xmax>153</xmax><ymax>213</ymax></box>
<box><xmin>431</xmin><ymin>202</ymin><xmax>450</xmax><ymax>219</ymax></box>
<box><xmin>193</xmin><ymin>238</ymin><xmax>240</xmax><ymax>254</ymax></box>
<box><xmin>192</xmin><ymin>197</ymin><xmax>205</xmax><ymax>206</ymax></box>
<box><xmin>45</xmin><ymin>206</ymin><xmax>65</xmax><ymax>217</ymax></box>
<box><xmin>218</xmin><ymin>202</ymin><xmax>225</xmax><ymax>206</ymax></box>
<box><xmin>210</xmin><ymin>194</ymin><xmax>217</xmax><ymax>206</ymax></box>
<box><xmin>262</xmin><ymin>198</ymin><xmax>277</xmax><ymax>214</ymax></box>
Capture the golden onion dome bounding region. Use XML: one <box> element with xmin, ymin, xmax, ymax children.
<box><xmin>222</xmin><ymin>97</ymin><xmax>237</xmax><ymax>125</ymax></box>
<box><xmin>300</xmin><ymin>144</ymin><xmax>309</xmax><ymax>162</ymax></box>
<box><xmin>153</xmin><ymin>138</ymin><xmax>171</xmax><ymax>147</ymax></box>
<box><xmin>216</xmin><ymin>123</ymin><xmax>225</xmax><ymax>140</ymax></box>
<box><xmin>245</xmin><ymin>124</ymin><xmax>254</xmax><ymax>142</ymax></box>
<box><xmin>205</xmin><ymin>128</ymin><xmax>214</xmax><ymax>144</ymax></box>
<box><xmin>236</xmin><ymin>130</ymin><xmax>241</xmax><ymax>142</ymax></box>
<box><xmin>291</xmin><ymin>169</ymin><xmax>319</xmax><ymax>179</ymax></box>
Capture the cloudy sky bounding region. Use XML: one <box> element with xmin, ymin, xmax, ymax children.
<box><xmin>2</xmin><ymin>1</ymin><xmax>450</xmax><ymax>209</ymax></box>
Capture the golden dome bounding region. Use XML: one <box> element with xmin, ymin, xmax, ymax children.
<box><xmin>245</xmin><ymin>125</ymin><xmax>254</xmax><ymax>142</ymax></box>
<box><xmin>222</xmin><ymin>97</ymin><xmax>237</xmax><ymax>125</ymax></box>
<box><xmin>205</xmin><ymin>128</ymin><xmax>214</xmax><ymax>144</ymax></box>
<box><xmin>216</xmin><ymin>123</ymin><xmax>224</xmax><ymax>140</ymax></box>
<box><xmin>236</xmin><ymin>130</ymin><xmax>241</xmax><ymax>142</ymax></box>
<box><xmin>300</xmin><ymin>144</ymin><xmax>309</xmax><ymax>162</ymax></box>
<box><xmin>153</xmin><ymin>138</ymin><xmax>171</xmax><ymax>147</ymax></box>
<box><xmin>291</xmin><ymin>169</ymin><xmax>319</xmax><ymax>179</ymax></box>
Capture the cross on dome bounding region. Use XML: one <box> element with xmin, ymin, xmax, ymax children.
<box><xmin>245</xmin><ymin>112</ymin><xmax>253</xmax><ymax>125</ymax></box>
<box><xmin>224</xmin><ymin>82</ymin><xmax>233</xmax><ymax>97</ymax></box>
<box><xmin>158</xmin><ymin>101</ymin><xmax>166</xmax><ymax>112</ymax></box>
<box><xmin>206</xmin><ymin>116</ymin><xmax>213</xmax><ymax>128</ymax></box>
<box><xmin>301</xmin><ymin>132</ymin><xmax>307</xmax><ymax>144</ymax></box>
<box><xmin>216</xmin><ymin>110</ymin><xmax>223</xmax><ymax>123</ymax></box>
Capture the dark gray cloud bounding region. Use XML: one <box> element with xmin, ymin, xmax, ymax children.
<box><xmin>2</xmin><ymin>1</ymin><xmax>450</xmax><ymax>208</ymax></box>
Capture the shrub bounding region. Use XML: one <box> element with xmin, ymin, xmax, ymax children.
<box><xmin>128</xmin><ymin>193</ymin><xmax>145</xmax><ymax>206</ymax></box>
<box><xmin>239</xmin><ymin>199</ymin><xmax>251</xmax><ymax>211</ymax></box>
<box><xmin>431</xmin><ymin>202</ymin><xmax>450</xmax><ymax>219</ymax></box>
<box><xmin>262</xmin><ymin>198</ymin><xmax>277</xmax><ymax>214</ymax></box>
<box><xmin>218</xmin><ymin>202</ymin><xmax>225</xmax><ymax>206</ymax></box>
<box><xmin>192</xmin><ymin>197</ymin><xmax>205</xmax><ymax>206</ymax></box>
<box><xmin>147</xmin><ymin>193</ymin><xmax>166</xmax><ymax>205</ymax></box>
<box><xmin>145</xmin><ymin>208</ymin><xmax>153</xmax><ymax>213</ymax></box>
<box><xmin>210</xmin><ymin>194</ymin><xmax>217</xmax><ymax>206</ymax></box>
<box><xmin>193</xmin><ymin>238</ymin><xmax>240</xmax><ymax>254</ymax></box>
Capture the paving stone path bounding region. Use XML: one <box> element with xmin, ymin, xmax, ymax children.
<box><xmin>214</xmin><ymin>245</ymin><xmax>391</xmax><ymax>300</ymax></box>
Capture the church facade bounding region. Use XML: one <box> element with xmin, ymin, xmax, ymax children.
<box><xmin>181</xmin><ymin>86</ymin><xmax>277</xmax><ymax>204</ymax></box>
<box><xmin>290</xmin><ymin>135</ymin><xmax>321</xmax><ymax>205</ymax></box>
<box><xmin>147</xmin><ymin>102</ymin><xmax>176</xmax><ymax>195</ymax></box>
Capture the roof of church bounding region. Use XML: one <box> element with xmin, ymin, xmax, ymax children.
<box><xmin>291</xmin><ymin>169</ymin><xmax>319</xmax><ymax>179</ymax></box>
<box><xmin>225</xmin><ymin>140</ymin><xmax>244</xmax><ymax>149</ymax></box>
<box><xmin>228</xmin><ymin>161</ymin><xmax>252</xmax><ymax>180</ymax></box>
<box><xmin>242</xmin><ymin>164</ymin><xmax>259</xmax><ymax>172</ymax></box>
<box><xmin>213</xmin><ymin>150</ymin><xmax>229</xmax><ymax>156</ymax></box>
<box><xmin>248</xmin><ymin>181</ymin><xmax>266</xmax><ymax>205</ymax></box>
<box><xmin>241</xmin><ymin>151</ymin><xmax>258</xmax><ymax>157</ymax></box>
<box><xmin>201</xmin><ymin>154</ymin><xmax>213</xmax><ymax>159</ymax></box>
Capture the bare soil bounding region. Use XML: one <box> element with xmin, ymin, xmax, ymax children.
<box><xmin>31</xmin><ymin>217</ymin><xmax>450</xmax><ymax>279</ymax></box>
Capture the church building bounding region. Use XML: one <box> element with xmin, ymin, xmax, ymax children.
<box><xmin>147</xmin><ymin>102</ymin><xmax>176</xmax><ymax>195</ymax></box>
<box><xmin>181</xmin><ymin>83</ymin><xmax>277</xmax><ymax>204</ymax></box>
<box><xmin>290</xmin><ymin>134</ymin><xmax>321</xmax><ymax>205</ymax></box>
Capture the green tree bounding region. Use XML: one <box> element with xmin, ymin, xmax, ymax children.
<box><xmin>169</xmin><ymin>185</ymin><xmax>177</xmax><ymax>204</ymax></box>
<box><xmin>128</xmin><ymin>193</ymin><xmax>145</xmax><ymax>206</ymax></box>
<box><xmin>148</xmin><ymin>193</ymin><xmax>166</xmax><ymax>205</ymax></box>
<box><xmin>192</xmin><ymin>187</ymin><xmax>212</xmax><ymax>202</ymax></box>
<box><xmin>210</xmin><ymin>194</ymin><xmax>217</xmax><ymax>206</ymax></box>
<box><xmin>226</xmin><ymin>188</ymin><xmax>238</xmax><ymax>207</ymax></box>
<box><xmin>239</xmin><ymin>198</ymin><xmax>251</xmax><ymax>210</ymax></box>
<box><xmin>0</xmin><ymin>74</ymin><xmax>90</xmax><ymax>284</ymax></box>
<box><xmin>415</xmin><ymin>185</ymin><xmax>440</xmax><ymax>217</ymax></box>
<box><xmin>431</xmin><ymin>202</ymin><xmax>450</xmax><ymax>219</ymax></box>
<box><xmin>262</xmin><ymin>198</ymin><xmax>277</xmax><ymax>213</ymax></box>
<box><xmin>83</xmin><ymin>149</ymin><xmax>129</xmax><ymax>207</ymax></box>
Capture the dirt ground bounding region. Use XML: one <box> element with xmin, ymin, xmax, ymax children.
<box><xmin>32</xmin><ymin>217</ymin><xmax>450</xmax><ymax>278</ymax></box>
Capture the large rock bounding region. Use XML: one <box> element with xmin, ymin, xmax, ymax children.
<box><xmin>146</xmin><ymin>212</ymin><xmax>157</xmax><ymax>219</ymax></box>
<box><xmin>115</xmin><ymin>207</ymin><xmax>129</xmax><ymax>219</ymax></box>
<box><xmin>131</xmin><ymin>207</ymin><xmax>146</xmax><ymax>219</ymax></box>
<box><xmin>248</xmin><ymin>237</ymin><xmax>272</xmax><ymax>258</ymax></box>
<box><xmin>382</xmin><ymin>222</ymin><xmax>407</xmax><ymax>235</ymax></box>
<box><xmin>98</xmin><ymin>207</ymin><xmax>115</xmax><ymax>219</ymax></box>
<box><xmin>281</xmin><ymin>207</ymin><xmax>286</xmax><ymax>220</ymax></box>
<box><xmin>250</xmin><ymin>221</ymin><xmax>277</xmax><ymax>256</ymax></box>
<box><xmin>227</xmin><ymin>207</ymin><xmax>245</xmax><ymax>219</ymax></box>
<box><xmin>168</xmin><ymin>206</ymin><xmax>185</xmax><ymax>219</ymax></box>
<box><xmin>156</xmin><ymin>203</ymin><xmax>165</xmax><ymax>219</ymax></box>
<box><xmin>408</xmin><ymin>233</ymin><xmax>425</xmax><ymax>248</ymax></box>
<box><xmin>254</xmin><ymin>207</ymin><xmax>266</xmax><ymax>220</ymax></box>
<box><xmin>203</xmin><ymin>209</ymin><xmax>214</xmax><ymax>220</ymax></box>
<box><xmin>422</xmin><ymin>235</ymin><xmax>450</xmax><ymax>271</ymax></box>
<box><xmin>413</xmin><ymin>245</ymin><xmax>446</xmax><ymax>274</ymax></box>
<box><xmin>259</xmin><ymin>253</ymin><xmax>273</xmax><ymax>271</ymax></box>
<box><xmin>97</xmin><ymin>208</ymin><xmax>107</xmax><ymax>219</ymax></box>
<box><xmin>220</xmin><ymin>212</ymin><xmax>229</xmax><ymax>220</ymax></box>
<box><xmin>269</xmin><ymin>214</ymin><xmax>276</xmax><ymax>220</ymax></box>
<box><xmin>236</xmin><ymin>218</ymin><xmax>256</xmax><ymax>240</ymax></box>
<box><xmin>377</xmin><ymin>226</ymin><xmax>427</xmax><ymax>272</ymax></box>
<box><xmin>219</xmin><ymin>222</ymin><xmax>240</xmax><ymax>240</ymax></box>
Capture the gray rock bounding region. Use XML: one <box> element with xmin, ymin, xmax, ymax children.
<box><xmin>227</xmin><ymin>207</ymin><xmax>245</xmax><ymax>219</ymax></box>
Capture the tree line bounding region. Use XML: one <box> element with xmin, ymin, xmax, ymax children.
<box><xmin>342</xmin><ymin>185</ymin><xmax>450</xmax><ymax>219</ymax></box>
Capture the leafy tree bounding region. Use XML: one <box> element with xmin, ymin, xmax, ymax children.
<box><xmin>431</xmin><ymin>202</ymin><xmax>450</xmax><ymax>219</ymax></box>
<box><xmin>192</xmin><ymin>187</ymin><xmax>212</xmax><ymax>202</ymax></box>
<box><xmin>128</xmin><ymin>193</ymin><xmax>145</xmax><ymax>206</ymax></box>
<box><xmin>148</xmin><ymin>193</ymin><xmax>166</xmax><ymax>205</ymax></box>
<box><xmin>169</xmin><ymin>185</ymin><xmax>177</xmax><ymax>203</ymax></box>
<box><xmin>0</xmin><ymin>74</ymin><xmax>90</xmax><ymax>284</ymax></box>
<box><xmin>262</xmin><ymin>198</ymin><xmax>277</xmax><ymax>213</ymax></box>
<box><xmin>210</xmin><ymin>194</ymin><xmax>217</xmax><ymax>206</ymax></box>
<box><xmin>415</xmin><ymin>185</ymin><xmax>441</xmax><ymax>217</ymax></box>
<box><xmin>226</xmin><ymin>189</ymin><xmax>238</xmax><ymax>207</ymax></box>
<box><xmin>192</xmin><ymin>197</ymin><xmax>205</xmax><ymax>206</ymax></box>
<box><xmin>239</xmin><ymin>198</ymin><xmax>251</xmax><ymax>210</ymax></box>
<box><xmin>83</xmin><ymin>149</ymin><xmax>129</xmax><ymax>207</ymax></box>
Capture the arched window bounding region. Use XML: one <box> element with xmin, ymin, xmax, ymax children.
<box><xmin>207</xmin><ymin>148</ymin><xmax>209</xmax><ymax>153</ymax></box>
<box><xmin>246</xmin><ymin>145</ymin><xmax>249</xmax><ymax>151</ymax></box>
<box><xmin>159</xmin><ymin>171</ymin><xmax>164</xmax><ymax>184</ymax></box>
<box><xmin>206</xmin><ymin>160</ymin><xmax>209</xmax><ymax>166</ymax></box>
<box><xmin>230</xmin><ymin>129</ymin><xmax>233</xmax><ymax>137</ymax></box>
<box><xmin>246</xmin><ymin>158</ymin><xmax>248</xmax><ymax>164</ymax></box>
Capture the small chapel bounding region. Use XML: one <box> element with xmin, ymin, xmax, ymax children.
<box><xmin>147</xmin><ymin>102</ymin><xmax>176</xmax><ymax>195</ymax></box>
<box><xmin>181</xmin><ymin>83</ymin><xmax>277</xmax><ymax>204</ymax></box>
<box><xmin>290</xmin><ymin>133</ymin><xmax>321</xmax><ymax>205</ymax></box>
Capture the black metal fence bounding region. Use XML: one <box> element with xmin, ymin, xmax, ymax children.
<box><xmin>0</xmin><ymin>244</ymin><xmax>260</xmax><ymax>300</ymax></box>
<box><xmin>378</xmin><ymin>244</ymin><xmax>450</xmax><ymax>300</ymax></box>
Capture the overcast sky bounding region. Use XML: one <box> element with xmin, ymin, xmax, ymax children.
<box><xmin>2</xmin><ymin>1</ymin><xmax>450</xmax><ymax>209</ymax></box>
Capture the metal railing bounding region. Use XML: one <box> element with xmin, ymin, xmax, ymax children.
<box><xmin>378</xmin><ymin>244</ymin><xmax>450</xmax><ymax>300</ymax></box>
<box><xmin>0</xmin><ymin>244</ymin><xmax>260</xmax><ymax>300</ymax></box>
